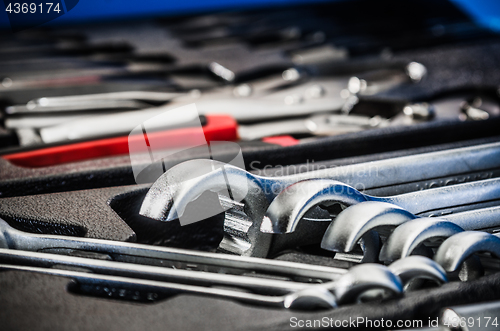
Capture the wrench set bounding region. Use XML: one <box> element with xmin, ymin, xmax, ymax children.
<box><xmin>2</xmin><ymin>0</ymin><xmax>500</xmax><ymax>329</ymax></box>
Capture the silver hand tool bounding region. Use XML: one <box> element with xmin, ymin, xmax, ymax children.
<box><xmin>237</xmin><ymin>114</ymin><xmax>390</xmax><ymax>140</ymax></box>
<box><xmin>0</xmin><ymin>262</ymin><xmax>406</xmax><ymax>310</ymax></box>
<box><xmin>0</xmin><ymin>216</ymin><xmax>447</xmax><ymax>301</ymax></box>
<box><xmin>5</xmin><ymin>114</ymin><xmax>100</xmax><ymax>130</ymax></box>
<box><xmin>0</xmin><ymin>248</ymin><xmax>322</xmax><ymax>296</ymax></box>
<box><xmin>0</xmin><ymin>218</ymin><xmax>346</xmax><ymax>282</ymax></box>
<box><xmin>0</xmin><ymin>249</ymin><xmax>439</xmax><ymax>309</ymax></box>
<box><xmin>0</xmin><ymin>264</ymin><xmax>337</xmax><ymax>310</ymax></box>
<box><xmin>36</xmin><ymin>99</ymin><xmax>345</xmax><ymax>144</ymax></box>
<box><xmin>4</xmin><ymin>69</ymin><xmax>303</xmax><ymax>115</ymax></box>
<box><xmin>5</xmin><ymin>91</ymin><xmax>186</xmax><ymax>114</ymax></box>
<box><xmin>140</xmin><ymin>142</ymin><xmax>500</xmax><ymax>256</ymax></box>
<box><xmin>40</xmin><ymin>103</ymin><xmax>203</xmax><ymax>144</ymax></box>
<box><xmin>265</xmin><ymin>177</ymin><xmax>500</xmax><ymax>235</ymax></box>
<box><xmin>5</xmin><ymin>99</ymin><xmax>150</xmax><ymax>115</ymax></box>
<box><xmin>34</xmin><ymin>62</ymin><xmax>423</xmax><ymax>143</ymax></box>
<box><xmin>379</xmin><ymin>205</ymin><xmax>500</xmax><ymax>262</ymax></box>
<box><xmin>6</xmin><ymin>71</ymin><xmax>306</xmax><ymax>115</ymax></box>
<box><xmin>387</xmin><ymin>255</ymin><xmax>448</xmax><ymax>288</ymax></box>
<box><xmin>37</xmin><ymin>79</ymin><xmax>350</xmax><ymax>143</ymax></box>
<box><xmin>0</xmin><ymin>216</ymin><xmax>443</xmax><ymax>288</ymax></box>
<box><xmin>434</xmin><ymin>231</ymin><xmax>500</xmax><ymax>273</ymax></box>
<box><xmin>317</xmin><ymin>201</ymin><xmax>500</xmax><ymax>261</ymax></box>
<box><xmin>219</xmin><ymin>194</ymin><xmax>383</xmax><ymax>261</ymax></box>
<box><xmin>141</xmin><ymin>141</ymin><xmax>500</xmax><ymax>223</ymax></box>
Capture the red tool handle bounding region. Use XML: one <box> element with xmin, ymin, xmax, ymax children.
<box><xmin>4</xmin><ymin>115</ymin><xmax>238</xmax><ymax>168</ymax></box>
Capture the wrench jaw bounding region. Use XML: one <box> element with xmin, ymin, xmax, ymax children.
<box><xmin>387</xmin><ymin>256</ymin><xmax>448</xmax><ymax>289</ymax></box>
<box><xmin>434</xmin><ymin>231</ymin><xmax>500</xmax><ymax>273</ymax></box>
<box><xmin>330</xmin><ymin>264</ymin><xmax>403</xmax><ymax>305</ymax></box>
<box><xmin>379</xmin><ymin>219</ymin><xmax>465</xmax><ymax>263</ymax></box>
<box><xmin>261</xmin><ymin>179</ymin><xmax>369</xmax><ymax>234</ymax></box>
<box><xmin>140</xmin><ymin>159</ymin><xmax>262</xmax><ymax>223</ymax></box>
<box><xmin>139</xmin><ymin>159</ymin><xmax>205</xmax><ymax>222</ymax></box>
<box><xmin>139</xmin><ymin>159</ymin><xmax>278</xmax><ymax>257</ymax></box>
<box><xmin>282</xmin><ymin>258</ymin><xmax>446</xmax><ymax>309</ymax></box>
<box><xmin>283</xmin><ymin>288</ymin><xmax>338</xmax><ymax>310</ymax></box>
<box><xmin>320</xmin><ymin>202</ymin><xmax>416</xmax><ymax>254</ymax></box>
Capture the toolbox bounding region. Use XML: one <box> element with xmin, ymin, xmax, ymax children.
<box><xmin>2</xmin><ymin>0</ymin><xmax>500</xmax><ymax>330</ymax></box>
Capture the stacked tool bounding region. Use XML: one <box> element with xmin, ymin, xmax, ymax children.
<box><xmin>2</xmin><ymin>0</ymin><xmax>500</xmax><ymax>329</ymax></box>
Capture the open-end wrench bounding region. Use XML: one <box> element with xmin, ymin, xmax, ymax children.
<box><xmin>0</xmin><ymin>251</ymin><xmax>447</xmax><ymax>309</ymax></box>
<box><xmin>0</xmin><ymin>248</ymin><xmax>322</xmax><ymax>296</ymax></box>
<box><xmin>379</xmin><ymin>205</ymin><xmax>500</xmax><ymax>262</ymax></box>
<box><xmin>0</xmin><ymin>248</ymin><xmax>448</xmax><ymax>292</ymax></box>
<box><xmin>264</xmin><ymin>177</ymin><xmax>500</xmax><ymax>235</ymax></box>
<box><xmin>1</xmin><ymin>249</ymin><xmax>448</xmax><ymax>309</ymax></box>
<box><xmin>0</xmin><ymin>262</ymin><xmax>404</xmax><ymax>310</ymax></box>
<box><xmin>140</xmin><ymin>142</ymin><xmax>500</xmax><ymax>257</ymax></box>
<box><xmin>0</xmin><ymin>263</ymin><xmax>338</xmax><ymax>310</ymax></box>
<box><xmin>434</xmin><ymin>231</ymin><xmax>500</xmax><ymax>273</ymax></box>
<box><xmin>317</xmin><ymin>202</ymin><xmax>500</xmax><ymax>261</ymax></box>
<box><xmin>0</xmin><ymin>218</ymin><xmax>347</xmax><ymax>282</ymax></box>
<box><xmin>0</xmin><ymin>217</ymin><xmax>448</xmax><ymax>289</ymax></box>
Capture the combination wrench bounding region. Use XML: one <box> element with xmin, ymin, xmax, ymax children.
<box><xmin>318</xmin><ymin>202</ymin><xmax>500</xmax><ymax>261</ymax></box>
<box><xmin>0</xmin><ymin>217</ymin><xmax>446</xmax><ymax>288</ymax></box>
<box><xmin>380</xmin><ymin>205</ymin><xmax>500</xmax><ymax>262</ymax></box>
<box><xmin>0</xmin><ymin>218</ymin><xmax>344</xmax><ymax>282</ymax></box>
<box><xmin>140</xmin><ymin>141</ymin><xmax>500</xmax><ymax>257</ymax></box>
<box><xmin>264</xmin><ymin>177</ymin><xmax>500</xmax><ymax>235</ymax></box>
<box><xmin>0</xmin><ymin>250</ymin><xmax>447</xmax><ymax>309</ymax></box>
<box><xmin>434</xmin><ymin>231</ymin><xmax>500</xmax><ymax>274</ymax></box>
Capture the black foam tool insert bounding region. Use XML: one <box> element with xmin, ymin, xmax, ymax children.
<box><xmin>109</xmin><ymin>186</ymin><xmax>225</xmax><ymax>251</ymax></box>
<box><xmin>0</xmin><ymin>185</ymin><xmax>138</xmax><ymax>241</ymax></box>
<box><xmin>0</xmin><ymin>184</ymin><xmax>225</xmax><ymax>250</ymax></box>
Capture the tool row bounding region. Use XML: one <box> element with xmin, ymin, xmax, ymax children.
<box><xmin>4</xmin><ymin>196</ymin><xmax>499</xmax><ymax>311</ymax></box>
<box><xmin>131</xmin><ymin>139</ymin><xmax>500</xmax><ymax>283</ymax></box>
<box><xmin>326</xmin><ymin>202</ymin><xmax>500</xmax><ymax>277</ymax></box>
<box><xmin>0</xmin><ymin>216</ymin><xmax>447</xmax><ymax>310</ymax></box>
<box><xmin>139</xmin><ymin>140</ymin><xmax>500</xmax><ymax>257</ymax></box>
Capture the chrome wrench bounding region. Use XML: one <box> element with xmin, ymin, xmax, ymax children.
<box><xmin>1</xmin><ymin>250</ymin><xmax>448</xmax><ymax>309</ymax></box>
<box><xmin>140</xmin><ymin>142</ymin><xmax>500</xmax><ymax>257</ymax></box>
<box><xmin>380</xmin><ymin>205</ymin><xmax>500</xmax><ymax>262</ymax></box>
<box><xmin>265</xmin><ymin>177</ymin><xmax>500</xmax><ymax>234</ymax></box>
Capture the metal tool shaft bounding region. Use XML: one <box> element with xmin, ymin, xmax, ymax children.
<box><xmin>265</xmin><ymin>177</ymin><xmax>500</xmax><ymax>234</ymax></box>
<box><xmin>0</xmin><ymin>218</ymin><xmax>345</xmax><ymax>281</ymax></box>
<box><xmin>0</xmin><ymin>249</ymin><xmax>311</xmax><ymax>295</ymax></box>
